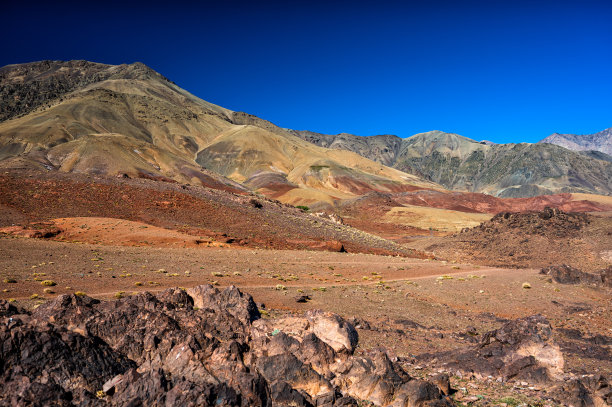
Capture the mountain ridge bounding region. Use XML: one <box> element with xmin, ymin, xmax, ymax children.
<box><xmin>539</xmin><ymin>127</ymin><xmax>612</xmax><ymax>156</ymax></box>
<box><xmin>293</xmin><ymin>128</ymin><xmax>612</xmax><ymax>197</ymax></box>
<box><xmin>2</xmin><ymin>60</ymin><xmax>611</xmax><ymax>200</ymax></box>
<box><xmin>0</xmin><ymin>60</ymin><xmax>439</xmax><ymax>205</ymax></box>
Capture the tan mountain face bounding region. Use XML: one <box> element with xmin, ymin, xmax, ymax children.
<box><xmin>0</xmin><ymin>60</ymin><xmax>440</xmax><ymax>205</ymax></box>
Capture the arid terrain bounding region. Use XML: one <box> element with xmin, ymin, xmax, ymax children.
<box><xmin>1</xmin><ymin>170</ymin><xmax>611</xmax><ymax>406</ymax></box>
<box><xmin>1</xmin><ymin>60</ymin><xmax>611</xmax><ymax>407</ymax></box>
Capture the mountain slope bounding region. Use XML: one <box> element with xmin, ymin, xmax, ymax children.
<box><xmin>539</xmin><ymin>127</ymin><xmax>612</xmax><ymax>156</ymax></box>
<box><xmin>395</xmin><ymin>131</ymin><xmax>612</xmax><ymax>197</ymax></box>
<box><xmin>293</xmin><ymin>129</ymin><xmax>612</xmax><ymax>197</ymax></box>
<box><xmin>0</xmin><ymin>60</ymin><xmax>439</xmax><ymax>204</ymax></box>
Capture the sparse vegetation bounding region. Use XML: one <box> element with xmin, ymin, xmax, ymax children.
<box><xmin>249</xmin><ymin>198</ymin><xmax>263</xmax><ymax>209</ymax></box>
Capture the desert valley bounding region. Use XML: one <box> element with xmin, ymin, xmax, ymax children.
<box><xmin>0</xmin><ymin>60</ymin><xmax>611</xmax><ymax>407</ymax></box>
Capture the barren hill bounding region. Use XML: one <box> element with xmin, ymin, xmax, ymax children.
<box><xmin>0</xmin><ymin>60</ymin><xmax>438</xmax><ymax>205</ymax></box>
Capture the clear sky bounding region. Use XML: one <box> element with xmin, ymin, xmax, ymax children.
<box><xmin>2</xmin><ymin>0</ymin><xmax>611</xmax><ymax>143</ymax></box>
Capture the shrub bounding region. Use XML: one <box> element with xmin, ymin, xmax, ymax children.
<box><xmin>75</xmin><ymin>291</ymin><xmax>87</xmax><ymax>297</ymax></box>
<box><xmin>250</xmin><ymin>198</ymin><xmax>263</xmax><ymax>209</ymax></box>
<box><xmin>41</xmin><ymin>280</ymin><xmax>56</xmax><ymax>286</ymax></box>
<box><xmin>296</xmin><ymin>205</ymin><xmax>309</xmax><ymax>212</ymax></box>
<box><xmin>3</xmin><ymin>278</ymin><xmax>17</xmax><ymax>283</ymax></box>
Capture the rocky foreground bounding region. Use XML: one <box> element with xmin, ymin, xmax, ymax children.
<box><xmin>0</xmin><ymin>285</ymin><xmax>610</xmax><ymax>406</ymax></box>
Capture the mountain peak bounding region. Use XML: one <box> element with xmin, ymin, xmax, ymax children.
<box><xmin>539</xmin><ymin>127</ymin><xmax>612</xmax><ymax>155</ymax></box>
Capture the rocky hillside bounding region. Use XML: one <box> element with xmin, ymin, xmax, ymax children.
<box><xmin>0</xmin><ymin>60</ymin><xmax>168</xmax><ymax>122</ymax></box>
<box><xmin>295</xmin><ymin>129</ymin><xmax>612</xmax><ymax>198</ymax></box>
<box><xmin>0</xmin><ymin>60</ymin><xmax>438</xmax><ymax>206</ymax></box>
<box><xmin>539</xmin><ymin>127</ymin><xmax>612</xmax><ymax>156</ymax></box>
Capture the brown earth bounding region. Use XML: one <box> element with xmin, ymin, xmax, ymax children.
<box><xmin>1</xmin><ymin>236</ymin><xmax>610</xmax><ymax>406</ymax></box>
<box><xmin>410</xmin><ymin>208</ymin><xmax>612</xmax><ymax>273</ymax></box>
<box><xmin>335</xmin><ymin>190</ymin><xmax>612</xmax><ymax>245</ymax></box>
<box><xmin>0</xmin><ymin>169</ymin><xmax>424</xmax><ymax>257</ymax></box>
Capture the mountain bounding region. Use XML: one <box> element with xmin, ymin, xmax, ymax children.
<box><xmin>294</xmin><ymin>129</ymin><xmax>612</xmax><ymax>197</ymax></box>
<box><xmin>2</xmin><ymin>60</ymin><xmax>610</xmax><ymax>202</ymax></box>
<box><xmin>0</xmin><ymin>60</ymin><xmax>439</xmax><ymax>205</ymax></box>
<box><xmin>539</xmin><ymin>127</ymin><xmax>612</xmax><ymax>156</ymax></box>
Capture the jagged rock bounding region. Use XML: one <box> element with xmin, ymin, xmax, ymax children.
<box><xmin>252</xmin><ymin>310</ymin><xmax>358</xmax><ymax>355</ymax></box>
<box><xmin>0</xmin><ymin>312</ymin><xmax>133</xmax><ymax>406</ymax></box>
<box><xmin>550</xmin><ymin>375</ymin><xmax>612</xmax><ymax>407</ymax></box>
<box><xmin>421</xmin><ymin>315</ymin><xmax>563</xmax><ymax>385</ymax></box>
<box><xmin>430</xmin><ymin>374</ymin><xmax>451</xmax><ymax>396</ymax></box>
<box><xmin>306</xmin><ymin>310</ymin><xmax>359</xmax><ymax>353</ymax></box>
<box><xmin>0</xmin><ymin>299</ymin><xmax>25</xmax><ymax>317</ymax></box>
<box><xmin>600</xmin><ymin>266</ymin><xmax>612</xmax><ymax>288</ymax></box>
<box><xmin>540</xmin><ymin>264</ymin><xmax>604</xmax><ymax>286</ymax></box>
<box><xmin>0</xmin><ymin>286</ymin><xmax>452</xmax><ymax>407</ymax></box>
<box><xmin>186</xmin><ymin>284</ymin><xmax>260</xmax><ymax>323</ymax></box>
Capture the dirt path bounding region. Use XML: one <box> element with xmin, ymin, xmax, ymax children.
<box><xmin>0</xmin><ymin>236</ymin><xmax>485</xmax><ymax>301</ymax></box>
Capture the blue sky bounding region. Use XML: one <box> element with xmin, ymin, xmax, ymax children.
<box><xmin>2</xmin><ymin>0</ymin><xmax>611</xmax><ymax>143</ymax></box>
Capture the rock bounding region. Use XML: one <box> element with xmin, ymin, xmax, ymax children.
<box><xmin>0</xmin><ymin>286</ymin><xmax>452</xmax><ymax>407</ymax></box>
<box><xmin>431</xmin><ymin>373</ymin><xmax>452</xmax><ymax>395</ymax></box>
<box><xmin>540</xmin><ymin>264</ymin><xmax>603</xmax><ymax>286</ymax></box>
<box><xmin>422</xmin><ymin>315</ymin><xmax>563</xmax><ymax>385</ymax></box>
<box><xmin>187</xmin><ymin>284</ymin><xmax>260</xmax><ymax>323</ymax></box>
<box><xmin>0</xmin><ymin>312</ymin><xmax>134</xmax><ymax>405</ymax></box>
<box><xmin>600</xmin><ymin>266</ymin><xmax>612</xmax><ymax>288</ymax></box>
<box><xmin>295</xmin><ymin>294</ymin><xmax>311</xmax><ymax>303</ymax></box>
<box><xmin>306</xmin><ymin>310</ymin><xmax>359</xmax><ymax>353</ymax></box>
<box><xmin>551</xmin><ymin>375</ymin><xmax>612</xmax><ymax>407</ymax></box>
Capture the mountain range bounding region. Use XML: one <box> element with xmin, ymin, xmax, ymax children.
<box><xmin>294</xmin><ymin>129</ymin><xmax>612</xmax><ymax>198</ymax></box>
<box><xmin>1</xmin><ymin>60</ymin><xmax>611</xmax><ymax>202</ymax></box>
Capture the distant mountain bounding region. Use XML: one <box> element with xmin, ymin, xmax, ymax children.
<box><xmin>2</xmin><ymin>60</ymin><xmax>611</xmax><ymax>201</ymax></box>
<box><xmin>0</xmin><ymin>60</ymin><xmax>438</xmax><ymax>205</ymax></box>
<box><xmin>294</xmin><ymin>130</ymin><xmax>612</xmax><ymax>197</ymax></box>
<box><xmin>539</xmin><ymin>127</ymin><xmax>612</xmax><ymax>156</ymax></box>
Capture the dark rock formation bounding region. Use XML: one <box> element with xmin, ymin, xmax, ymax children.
<box><xmin>550</xmin><ymin>375</ymin><xmax>612</xmax><ymax>407</ymax></box>
<box><xmin>540</xmin><ymin>264</ymin><xmax>606</xmax><ymax>286</ymax></box>
<box><xmin>0</xmin><ymin>286</ymin><xmax>453</xmax><ymax>406</ymax></box>
<box><xmin>420</xmin><ymin>315</ymin><xmax>564</xmax><ymax>385</ymax></box>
